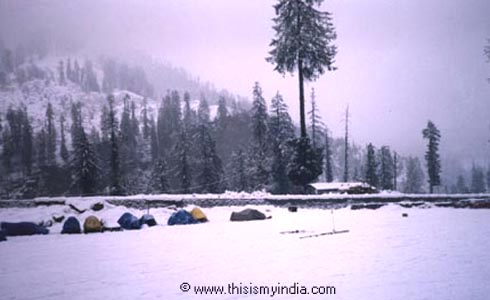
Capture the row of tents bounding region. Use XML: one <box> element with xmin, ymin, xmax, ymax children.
<box><xmin>0</xmin><ymin>207</ymin><xmax>269</xmax><ymax>241</ymax></box>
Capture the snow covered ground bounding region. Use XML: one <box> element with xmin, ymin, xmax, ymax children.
<box><xmin>1</xmin><ymin>204</ymin><xmax>490</xmax><ymax>300</ymax></box>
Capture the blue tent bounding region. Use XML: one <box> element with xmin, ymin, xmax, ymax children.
<box><xmin>167</xmin><ymin>210</ymin><xmax>197</xmax><ymax>226</ymax></box>
<box><xmin>118</xmin><ymin>212</ymin><xmax>142</xmax><ymax>230</ymax></box>
<box><xmin>61</xmin><ymin>217</ymin><xmax>82</xmax><ymax>234</ymax></box>
<box><xmin>1</xmin><ymin>222</ymin><xmax>49</xmax><ymax>236</ymax></box>
<box><xmin>0</xmin><ymin>230</ymin><xmax>6</xmax><ymax>241</ymax></box>
<box><xmin>140</xmin><ymin>214</ymin><xmax>157</xmax><ymax>227</ymax></box>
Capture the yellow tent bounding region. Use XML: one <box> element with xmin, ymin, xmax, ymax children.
<box><xmin>190</xmin><ymin>207</ymin><xmax>208</xmax><ymax>222</ymax></box>
<box><xmin>84</xmin><ymin>215</ymin><xmax>102</xmax><ymax>233</ymax></box>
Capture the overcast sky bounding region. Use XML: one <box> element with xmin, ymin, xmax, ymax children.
<box><xmin>1</xmin><ymin>0</ymin><xmax>490</xmax><ymax>163</ymax></box>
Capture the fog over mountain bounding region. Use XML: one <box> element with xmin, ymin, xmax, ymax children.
<box><xmin>1</xmin><ymin>0</ymin><xmax>489</xmax><ymax>168</ymax></box>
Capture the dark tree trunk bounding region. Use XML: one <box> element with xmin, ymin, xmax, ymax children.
<box><xmin>298</xmin><ymin>58</ymin><xmax>306</xmax><ymax>138</ymax></box>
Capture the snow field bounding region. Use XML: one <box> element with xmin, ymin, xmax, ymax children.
<box><xmin>1</xmin><ymin>204</ymin><xmax>490</xmax><ymax>300</ymax></box>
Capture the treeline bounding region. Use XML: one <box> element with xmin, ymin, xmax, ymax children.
<box><xmin>1</xmin><ymin>85</ymin><xmax>489</xmax><ymax>198</ymax></box>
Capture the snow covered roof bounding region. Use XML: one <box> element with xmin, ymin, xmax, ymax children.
<box><xmin>308</xmin><ymin>182</ymin><xmax>372</xmax><ymax>191</ymax></box>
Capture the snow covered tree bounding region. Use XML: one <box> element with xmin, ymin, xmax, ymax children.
<box><xmin>456</xmin><ymin>174</ymin><xmax>469</xmax><ymax>194</ymax></box>
<box><xmin>422</xmin><ymin>121</ymin><xmax>441</xmax><ymax>193</ymax></box>
<box><xmin>308</xmin><ymin>87</ymin><xmax>325</xmax><ymax>149</ymax></box>
<box><xmin>183</xmin><ymin>91</ymin><xmax>195</xmax><ymax>132</ymax></box>
<box><xmin>250</xmin><ymin>82</ymin><xmax>270</xmax><ymax>189</ymax></box>
<box><xmin>378</xmin><ymin>146</ymin><xmax>394</xmax><ymax>190</ymax></box>
<box><xmin>149</xmin><ymin>158</ymin><xmax>169</xmax><ymax>193</ymax></box>
<box><xmin>288</xmin><ymin>136</ymin><xmax>323</xmax><ymax>192</ymax></box>
<box><xmin>21</xmin><ymin>110</ymin><xmax>33</xmax><ymax>175</ymax></box>
<box><xmin>66</xmin><ymin>59</ymin><xmax>72</xmax><ymax>82</ymax></box>
<box><xmin>45</xmin><ymin>102</ymin><xmax>57</xmax><ymax>166</ymax></box>
<box><xmin>471</xmin><ymin>165</ymin><xmax>486</xmax><ymax>193</ymax></box>
<box><xmin>267</xmin><ymin>0</ymin><xmax>337</xmax><ymax>138</ymax></box>
<box><xmin>196</xmin><ymin>124</ymin><xmax>223</xmax><ymax>193</ymax></box>
<box><xmin>197</xmin><ymin>95</ymin><xmax>210</xmax><ymax>125</ymax></box>
<box><xmin>36</xmin><ymin>129</ymin><xmax>47</xmax><ymax>168</ymax></box>
<box><xmin>365</xmin><ymin>143</ymin><xmax>378</xmax><ymax>187</ymax></box>
<box><xmin>142</xmin><ymin>98</ymin><xmax>150</xmax><ymax>139</ymax></box>
<box><xmin>487</xmin><ymin>166</ymin><xmax>490</xmax><ymax>193</ymax></box>
<box><xmin>150</xmin><ymin>116</ymin><xmax>158</xmax><ymax>163</ymax></box>
<box><xmin>106</xmin><ymin>95</ymin><xmax>123</xmax><ymax>195</ymax></box>
<box><xmin>229</xmin><ymin>147</ymin><xmax>248</xmax><ymax>192</ymax></box>
<box><xmin>268</xmin><ymin>92</ymin><xmax>295</xmax><ymax>193</ymax></box>
<box><xmin>324</xmin><ymin>129</ymin><xmax>334</xmax><ymax>182</ymax></box>
<box><xmin>403</xmin><ymin>156</ymin><xmax>424</xmax><ymax>193</ymax></box>
<box><xmin>71</xmin><ymin>127</ymin><xmax>99</xmax><ymax>196</ymax></box>
<box><xmin>59</xmin><ymin>115</ymin><xmax>69</xmax><ymax>164</ymax></box>
<box><xmin>58</xmin><ymin>60</ymin><xmax>65</xmax><ymax>86</ymax></box>
<box><xmin>174</xmin><ymin>130</ymin><xmax>192</xmax><ymax>193</ymax></box>
<box><xmin>343</xmin><ymin>105</ymin><xmax>350</xmax><ymax>182</ymax></box>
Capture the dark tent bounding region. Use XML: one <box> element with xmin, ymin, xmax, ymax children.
<box><xmin>167</xmin><ymin>210</ymin><xmax>197</xmax><ymax>226</ymax></box>
<box><xmin>61</xmin><ymin>217</ymin><xmax>82</xmax><ymax>234</ymax></box>
<box><xmin>140</xmin><ymin>214</ymin><xmax>157</xmax><ymax>227</ymax></box>
<box><xmin>0</xmin><ymin>230</ymin><xmax>6</xmax><ymax>241</ymax></box>
<box><xmin>1</xmin><ymin>222</ymin><xmax>49</xmax><ymax>236</ymax></box>
<box><xmin>230</xmin><ymin>208</ymin><xmax>267</xmax><ymax>222</ymax></box>
<box><xmin>118</xmin><ymin>212</ymin><xmax>142</xmax><ymax>230</ymax></box>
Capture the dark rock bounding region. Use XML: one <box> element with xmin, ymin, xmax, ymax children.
<box><xmin>288</xmin><ymin>206</ymin><xmax>298</xmax><ymax>212</ymax></box>
<box><xmin>402</xmin><ymin>213</ymin><xmax>408</xmax><ymax>217</ymax></box>
<box><xmin>91</xmin><ymin>202</ymin><xmax>104</xmax><ymax>211</ymax></box>
<box><xmin>53</xmin><ymin>215</ymin><xmax>65</xmax><ymax>223</ymax></box>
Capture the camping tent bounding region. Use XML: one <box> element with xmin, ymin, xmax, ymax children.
<box><xmin>230</xmin><ymin>208</ymin><xmax>267</xmax><ymax>222</ymax></box>
<box><xmin>167</xmin><ymin>210</ymin><xmax>197</xmax><ymax>226</ymax></box>
<box><xmin>190</xmin><ymin>207</ymin><xmax>208</xmax><ymax>222</ymax></box>
<box><xmin>118</xmin><ymin>212</ymin><xmax>142</xmax><ymax>230</ymax></box>
<box><xmin>140</xmin><ymin>214</ymin><xmax>157</xmax><ymax>227</ymax></box>
<box><xmin>0</xmin><ymin>222</ymin><xmax>49</xmax><ymax>236</ymax></box>
<box><xmin>83</xmin><ymin>216</ymin><xmax>102</xmax><ymax>233</ymax></box>
<box><xmin>61</xmin><ymin>217</ymin><xmax>82</xmax><ymax>234</ymax></box>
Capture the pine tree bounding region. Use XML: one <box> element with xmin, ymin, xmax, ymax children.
<box><xmin>456</xmin><ymin>174</ymin><xmax>469</xmax><ymax>194</ymax></box>
<box><xmin>288</xmin><ymin>136</ymin><xmax>323</xmax><ymax>192</ymax></box>
<box><xmin>229</xmin><ymin>147</ymin><xmax>248</xmax><ymax>192</ymax></box>
<box><xmin>149</xmin><ymin>158</ymin><xmax>169</xmax><ymax>193</ymax></box>
<box><xmin>487</xmin><ymin>166</ymin><xmax>490</xmax><ymax>193</ymax></box>
<box><xmin>107</xmin><ymin>95</ymin><xmax>123</xmax><ymax>195</ymax></box>
<box><xmin>250</xmin><ymin>82</ymin><xmax>269</xmax><ymax>189</ymax></box>
<box><xmin>197</xmin><ymin>95</ymin><xmax>210</xmax><ymax>124</ymax></box>
<box><xmin>422</xmin><ymin>121</ymin><xmax>441</xmax><ymax>193</ymax></box>
<box><xmin>21</xmin><ymin>109</ymin><xmax>33</xmax><ymax>176</ymax></box>
<box><xmin>268</xmin><ymin>92</ymin><xmax>295</xmax><ymax>193</ymax></box>
<box><xmin>142</xmin><ymin>98</ymin><xmax>150</xmax><ymax>139</ymax></box>
<box><xmin>324</xmin><ymin>129</ymin><xmax>333</xmax><ymax>182</ymax></box>
<box><xmin>174</xmin><ymin>130</ymin><xmax>191</xmax><ymax>193</ymax></box>
<box><xmin>196</xmin><ymin>124</ymin><xmax>223</xmax><ymax>193</ymax></box>
<box><xmin>267</xmin><ymin>0</ymin><xmax>337</xmax><ymax>138</ymax></box>
<box><xmin>59</xmin><ymin>115</ymin><xmax>69</xmax><ymax>164</ymax></box>
<box><xmin>365</xmin><ymin>143</ymin><xmax>378</xmax><ymax>187</ymax></box>
<box><xmin>73</xmin><ymin>60</ymin><xmax>81</xmax><ymax>84</ymax></box>
<box><xmin>45</xmin><ymin>102</ymin><xmax>57</xmax><ymax>166</ymax></box>
<box><xmin>150</xmin><ymin>116</ymin><xmax>159</xmax><ymax>163</ymax></box>
<box><xmin>403</xmin><ymin>156</ymin><xmax>424</xmax><ymax>193</ymax></box>
<box><xmin>66</xmin><ymin>58</ymin><xmax>72</xmax><ymax>82</ymax></box>
<box><xmin>308</xmin><ymin>87</ymin><xmax>325</xmax><ymax>149</ymax></box>
<box><xmin>343</xmin><ymin>105</ymin><xmax>349</xmax><ymax>182</ymax></box>
<box><xmin>183</xmin><ymin>91</ymin><xmax>195</xmax><ymax>132</ymax></box>
<box><xmin>71</xmin><ymin>127</ymin><xmax>99</xmax><ymax>196</ymax></box>
<box><xmin>36</xmin><ymin>129</ymin><xmax>47</xmax><ymax>168</ymax></box>
<box><xmin>58</xmin><ymin>60</ymin><xmax>65</xmax><ymax>85</ymax></box>
<box><xmin>470</xmin><ymin>165</ymin><xmax>486</xmax><ymax>193</ymax></box>
<box><xmin>378</xmin><ymin>146</ymin><xmax>394</xmax><ymax>190</ymax></box>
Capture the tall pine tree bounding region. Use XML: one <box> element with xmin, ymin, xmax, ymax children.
<box><xmin>422</xmin><ymin>121</ymin><xmax>441</xmax><ymax>193</ymax></box>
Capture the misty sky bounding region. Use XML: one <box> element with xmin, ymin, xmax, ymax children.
<box><xmin>1</xmin><ymin>0</ymin><xmax>490</xmax><ymax>163</ymax></box>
